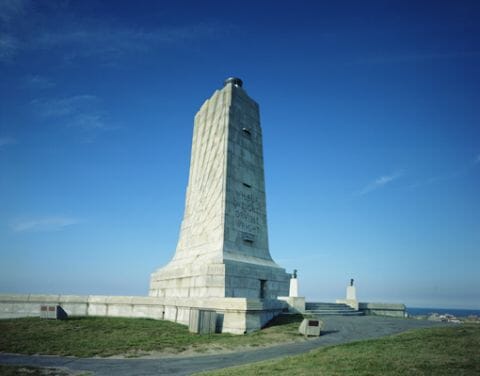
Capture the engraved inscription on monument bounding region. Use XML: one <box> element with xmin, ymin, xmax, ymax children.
<box><xmin>233</xmin><ymin>189</ymin><xmax>261</xmax><ymax>235</ymax></box>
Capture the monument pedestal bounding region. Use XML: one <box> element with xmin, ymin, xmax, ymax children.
<box><xmin>346</xmin><ymin>285</ymin><xmax>356</xmax><ymax>300</ymax></box>
<box><xmin>289</xmin><ymin>278</ymin><xmax>299</xmax><ymax>297</ymax></box>
<box><xmin>336</xmin><ymin>284</ymin><xmax>358</xmax><ymax>309</ymax></box>
<box><xmin>278</xmin><ymin>276</ymin><xmax>305</xmax><ymax>313</ymax></box>
<box><xmin>150</xmin><ymin>259</ymin><xmax>289</xmax><ymax>300</ymax></box>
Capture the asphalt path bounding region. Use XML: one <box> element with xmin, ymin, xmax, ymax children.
<box><xmin>0</xmin><ymin>316</ymin><xmax>446</xmax><ymax>375</ymax></box>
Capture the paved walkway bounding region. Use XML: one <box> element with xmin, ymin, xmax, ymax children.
<box><xmin>0</xmin><ymin>316</ymin><xmax>445</xmax><ymax>375</ymax></box>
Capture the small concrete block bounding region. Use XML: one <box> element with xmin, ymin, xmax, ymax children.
<box><xmin>298</xmin><ymin>318</ymin><xmax>322</xmax><ymax>337</ymax></box>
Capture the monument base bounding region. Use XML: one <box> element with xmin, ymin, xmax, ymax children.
<box><xmin>0</xmin><ymin>294</ymin><xmax>288</xmax><ymax>334</ymax></box>
<box><xmin>149</xmin><ymin>258</ymin><xmax>290</xmax><ymax>300</ymax></box>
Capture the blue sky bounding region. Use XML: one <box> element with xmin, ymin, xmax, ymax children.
<box><xmin>1</xmin><ymin>0</ymin><xmax>479</xmax><ymax>309</ymax></box>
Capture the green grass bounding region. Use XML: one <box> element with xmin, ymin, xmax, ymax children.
<box><xmin>0</xmin><ymin>365</ymin><xmax>91</xmax><ymax>375</ymax></box>
<box><xmin>199</xmin><ymin>324</ymin><xmax>480</xmax><ymax>375</ymax></box>
<box><xmin>0</xmin><ymin>314</ymin><xmax>305</xmax><ymax>357</ymax></box>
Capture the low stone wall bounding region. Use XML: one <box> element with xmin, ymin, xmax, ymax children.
<box><xmin>335</xmin><ymin>299</ymin><xmax>359</xmax><ymax>310</ymax></box>
<box><xmin>0</xmin><ymin>294</ymin><xmax>286</xmax><ymax>334</ymax></box>
<box><xmin>278</xmin><ymin>296</ymin><xmax>305</xmax><ymax>313</ymax></box>
<box><xmin>359</xmin><ymin>302</ymin><xmax>406</xmax><ymax>318</ymax></box>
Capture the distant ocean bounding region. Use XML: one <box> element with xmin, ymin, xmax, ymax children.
<box><xmin>407</xmin><ymin>307</ymin><xmax>480</xmax><ymax>317</ymax></box>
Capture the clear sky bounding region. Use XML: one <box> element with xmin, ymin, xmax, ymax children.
<box><xmin>1</xmin><ymin>1</ymin><xmax>479</xmax><ymax>309</ymax></box>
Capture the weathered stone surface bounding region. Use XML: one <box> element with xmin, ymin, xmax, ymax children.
<box><xmin>298</xmin><ymin>318</ymin><xmax>323</xmax><ymax>337</ymax></box>
<box><xmin>149</xmin><ymin>79</ymin><xmax>289</xmax><ymax>300</ymax></box>
<box><xmin>0</xmin><ymin>294</ymin><xmax>287</xmax><ymax>334</ymax></box>
<box><xmin>189</xmin><ymin>309</ymin><xmax>217</xmax><ymax>334</ymax></box>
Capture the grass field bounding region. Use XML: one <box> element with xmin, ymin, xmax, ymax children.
<box><xmin>0</xmin><ymin>314</ymin><xmax>305</xmax><ymax>357</ymax></box>
<box><xmin>199</xmin><ymin>324</ymin><xmax>480</xmax><ymax>375</ymax></box>
<box><xmin>0</xmin><ymin>365</ymin><xmax>79</xmax><ymax>375</ymax></box>
<box><xmin>1</xmin><ymin>320</ymin><xmax>479</xmax><ymax>375</ymax></box>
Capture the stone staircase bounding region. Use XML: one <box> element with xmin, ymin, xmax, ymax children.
<box><xmin>305</xmin><ymin>302</ymin><xmax>364</xmax><ymax>316</ymax></box>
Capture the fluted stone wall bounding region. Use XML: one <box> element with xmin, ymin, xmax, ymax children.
<box><xmin>150</xmin><ymin>80</ymin><xmax>289</xmax><ymax>300</ymax></box>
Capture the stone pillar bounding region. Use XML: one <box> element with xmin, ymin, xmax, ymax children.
<box><xmin>346</xmin><ymin>285</ymin><xmax>356</xmax><ymax>300</ymax></box>
<box><xmin>289</xmin><ymin>278</ymin><xmax>299</xmax><ymax>297</ymax></box>
<box><xmin>336</xmin><ymin>280</ymin><xmax>359</xmax><ymax>310</ymax></box>
<box><xmin>278</xmin><ymin>270</ymin><xmax>305</xmax><ymax>313</ymax></box>
<box><xmin>149</xmin><ymin>78</ymin><xmax>289</xmax><ymax>300</ymax></box>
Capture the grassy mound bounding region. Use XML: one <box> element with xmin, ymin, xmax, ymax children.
<box><xmin>200</xmin><ymin>324</ymin><xmax>480</xmax><ymax>375</ymax></box>
<box><xmin>0</xmin><ymin>314</ymin><xmax>304</xmax><ymax>357</ymax></box>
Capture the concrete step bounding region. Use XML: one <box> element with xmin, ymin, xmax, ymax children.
<box><xmin>306</xmin><ymin>305</ymin><xmax>351</xmax><ymax>310</ymax></box>
<box><xmin>305</xmin><ymin>301</ymin><xmax>364</xmax><ymax>316</ymax></box>
<box><xmin>305</xmin><ymin>309</ymin><xmax>364</xmax><ymax>316</ymax></box>
<box><xmin>305</xmin><ymin>306</ymin><xmax>354</xmax><ymax>311</ymax></box>
<box><xmin>306</xmin><ymin>301</ymin><xmax>349</xmax><ymax>306</ymax></box>
<box><xmin>306</xmin><ymin>302</ymin><xmax>352</xmax><ymax>310</ymax></box>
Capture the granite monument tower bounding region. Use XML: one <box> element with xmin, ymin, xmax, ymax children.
<box><xmin>150</xmin><ymin>78</ymin><xmax>289</xmax><ymax>300</ymax></box>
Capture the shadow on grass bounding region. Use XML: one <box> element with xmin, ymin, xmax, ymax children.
<box><xmin>320</xmin><ymin>330</ymin><xmax>340</xmax><ymax>336</ymax></box>
<box><xmin>263</xmin><ymin>314</ymin><xmax>304</xmax><ymax>329</ymax></box>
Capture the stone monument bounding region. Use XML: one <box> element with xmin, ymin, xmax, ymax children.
<box><xmin>150</xmin><ymin>77</ymin><xmax>289</xmax><ymax>301</ymax></box>
<box><xmin>336</xmin><ymin>278</ymin><xmax>359</xmax><ymax>310</ymax></box>
<box><xmin>279</xmin><ymin>269</ymin><xmax>305</xmax><ymax>313</ymax></box>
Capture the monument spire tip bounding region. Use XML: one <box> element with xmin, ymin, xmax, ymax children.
<box><xmin>224</xmin><ymin>77</ymin><xmax>243</xmax><ymax>88</ymax></box>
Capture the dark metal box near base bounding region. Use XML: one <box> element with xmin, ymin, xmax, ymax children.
<box><xmin>189</xmin><ymin>309</ymin><xmax>216</xmax><ymax>334</ymax></box>
<box><xmin>40</xmin><ymin>305</ymin><xmax>68</xmax><ymax>320</ymax></box>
